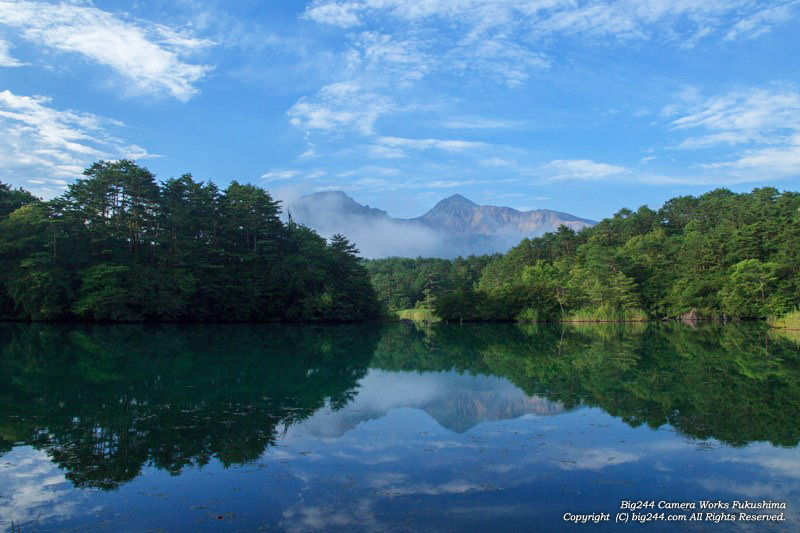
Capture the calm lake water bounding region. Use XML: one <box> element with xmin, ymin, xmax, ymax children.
<box><xmin>1</xmin><ymin>322</ymin><xmax>799</xmax><ymax>531</ymax></box>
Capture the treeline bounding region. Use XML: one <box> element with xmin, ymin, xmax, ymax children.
<box><xmin>0</xmin><ymin>161</ymin><xmax>380</xmax><ymax>322</ymax></box>
<box><xmin>364</xmin><ymin>255</ymin><xmax>496</xmax><ymax>311</ymax></box>
<box><xmin>368</xmin><ymin>187</ymin><xmax>800</xmax><ymax>321</ymax></box>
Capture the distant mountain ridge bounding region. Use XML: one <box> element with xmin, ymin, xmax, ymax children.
<box><xmin>412</xmin><ymin>193</ymin><xmax>594</xmax><ymax>236</ymax></box>
<box><xmin>288</xmin><ymin>191</ymin><xmax>595</xmax><ymax>258</ymax></box>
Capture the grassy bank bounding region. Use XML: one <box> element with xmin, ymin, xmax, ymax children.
<box><xmin>395</xmin><ymin>308</ymin><xmax>440</xmax><ymax>322</ymax></box>
<box><xmin>514</xmin><ymin>306</ymin><xmax>649</xmax><ymax>323</ymax></box>
<box><xmin>769</xmin><ymin>311</ymin><xmax>800</xmax><ymax>330</ymax></box>
<box><xmin>562</xmin><ymin>306</ymin><xmax>648</xmax><ymax>323</ymax></box>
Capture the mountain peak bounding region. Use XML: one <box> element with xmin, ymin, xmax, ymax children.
<box><xmin>291</xmin><ymin>190</ymin><xmax>389</xmax><ymax>220</ymax></box>
<box><xmin>307</xmin><ymin>190</ymin><xmax>350</xmax><ymax>200</ymax></box>
<box><xmin>432</xmin><ymin>194</ymin><xmax>478</xmax><ymax>212</ymax></box>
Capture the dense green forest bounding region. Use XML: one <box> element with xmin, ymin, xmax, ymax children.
<box><xmin>0</xmin><ymin>161</ymin><xmax>379</xmax><ymax>322</ymax></box>
<box><xmin>3</xmin><ymin>163</ymin><xmax>798</xmax><ymax>324</ymax></box>
<box><xmin>367</xmin><ymin>187</ymin><xmax>800</xmax><ymax>322</ymax></box>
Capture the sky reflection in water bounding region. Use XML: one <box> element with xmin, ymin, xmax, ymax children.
<box><xmin>1</xmin><ymin>322</ymin><xmax>799</xmax><ymax>531</ymax></box>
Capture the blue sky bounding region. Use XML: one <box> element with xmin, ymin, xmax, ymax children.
<box><xmin>1</xmin><ymin>0</ymin><xmax>799</xmax><ymax>220</ymax></box>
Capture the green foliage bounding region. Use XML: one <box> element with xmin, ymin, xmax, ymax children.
<box><xmin>72</xmin><ymin>264</ymin><xmax>136</xmax><ymax>320</ymax></box>
<box><xmin>5</xmin><ymin>259</ymin><xmax>73</xmax><ymax>320</ymax></box>
<box><xmin>396</xmin><ymin>308</ymin><xmax>439</xmax><ymax>322</ymax></box>
<box><xmin>433</xmin><ymin>288</ymin><xmax>486</xmax><ymax>321</ymax></box>
<box><xmin>565</xmin><ymin>306</ymin><xmax>648</xmax><ymax>322</ymax></box>
<box><xmin>378</xmin><ymin>187</ymin><xmax>800</xmax><ymax>322</ymax></box>
<box><xmin>0</xmin><ymin>180</ymin><xmax>39</xmax><ymax>219</ymax></box>
<box><xmin>364</xmin><ymin>255</ymin><xmax>494</xmax><ymax>312</ymax></box>
<box><xmin>0</xmin><ymin>161</ymin><xmax>380</xmax><ymax>322</ymax></box>
<box><xmin>719</xmin><ymin>259</ymin><xmax>780</xmax><ymax>318</ymax></box>
<box><xmin>770</xmin><ymin>311</ymin><xmax>800</xmax><ymax>330</ymax></box>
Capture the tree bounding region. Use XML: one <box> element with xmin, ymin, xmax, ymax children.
<box><xmin>0</xmin><ymin>161</ymin><xmax>382</xmax><ymax>322</ymax></box>
<box><xmin>719</xmin><ymin>259</ymin><xmax>779</xmax><ymax>318</ymax></box>
<box><xmin>0</xmin><ymin>181</ymin><xmax>39</xmax><ymax>219</ymax></box>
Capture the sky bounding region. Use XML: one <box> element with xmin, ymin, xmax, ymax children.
<box><xmin>1</xmin><ymin>0</ymin><xmax>799</xmax><ymax>220</ymax></box>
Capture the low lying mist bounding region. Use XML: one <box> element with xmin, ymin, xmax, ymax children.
<box><xmin>280</xmin><ymin>190</ymin><xmax>525</xmax><ymax>259</ymax></box>
<box><xmin>299</xmin><ymin>212</ymin><xmax>444</xmax><ymax>258</ymax></box>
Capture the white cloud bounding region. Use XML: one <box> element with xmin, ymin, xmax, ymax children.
<box><xmin>261</xmin><ymin>169</ymin><xmax>301</xmax><ymax>182</ymax></box>
<box><xmin>667</xmin><ymin>86</ymin><xmax>800</xmax><ymax>180</ymax></box>
<box><xmin>288</xmin><ymin>82</ymin><xmax>395</xmax><ymax>136</ymax></box>
<box><xmin>480</xmin><ymin>157</ymin><xmax>516</xmax><ymax>167</ymax></box>
<box><xmin>447</xmin><ymin>37</ymin><xmax>549</xmax><ymax>87</ymax></box>
<box><xmin>724</xmin><ymin>2</ymin><xmax>799</xmax><ymax>41</ymax></box>
<box><xmin>0</xmin><ymin>89</ymin><xmax>155</xmax><ymax>197</ymax></box>
<box><xmin>0</xmin><ymin>1</ymin><xmax>212</xmax><ymax>101</ymax></box>
<box><xmin>347</xmin><ymin>31</ymin><xmax>434</xmax><ymax>85</ymax></box>
<box><xmin>376</xmin><ymin>136</ymin><xmax>486</xmax><ymax>152</ymax></box>
<box><xmin>303</xmin><ymin>1</ymin><xmax>363</xmax><ymax>27</ymax></box>
<box><xmin>638</xmin><ymin>170</ymin><xmax>793</xmax><ymax>186</ymax></box>
<box><xmin>359</xmin><ymin>165</ymin><xmax>401</xmax><ymax>175</ymax></box>
<box><xmin>352</xmin><ymin>176</ymin><xmax>393</xmax><ymax>188</ymax></box>
<box><xmin>0</xmin><ymin>37</ymin><xmax>24</xmax><ymax>67</ymax></box>
<box><xmin>700</xmin><ymin>135</ymin><xmax>800</xmax><ymax>177</ymax></box>
<box><xmin>542</xmin><ymin>159</ymin><xmax>628</xmax><ymax>182</ymax></box>
<box><xmin>303</xmin><ymin>2</ymin><xmax>555</xmax><ymax>91</ymax></box>
<box><xmin>441</xmin><ymin>116</ymin><xmax>524</xmax><ymax>129</ymax></box>
<box><xmin>717</xmin><ymin>444</ymin><xmax>800</xmax><ymax>480</ymax></box>
<box><xmin>299</xmin><ymin>145</ymin><xmax>318</xmax><ymax>158</ymax></box>
<box><xmin>532</xmin><ymin>0</ymin><xmax>797</xmax><ymax>46</ymax></box>
<box><xmin>670</xmin><ymin>88</ymin><xmax>800</xmax><ymax>148</ymax></box>
<box><xmin>305</xmin><ymin>169</ymin><xmax>327</xmax><ymax>179</ymax></box>
<box><xmin>303</xmin><ymin>0</ymin><xmax>795</xmax><ymax>46</ymax></box>
<box><xmin>292</xmin><ymin>0</ymin><xmax>797</xmax><ymax>150</ymax></box>
<box><xmin>423</xmin><ymin>180</ymin><xmax>476</xmax><ymax>188</ymax></box>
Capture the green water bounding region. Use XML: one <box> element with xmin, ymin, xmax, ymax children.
<box><xmin>1</xmin><ymin>322</ymin><xmax>799</xmax><ymax>531</ymax></box>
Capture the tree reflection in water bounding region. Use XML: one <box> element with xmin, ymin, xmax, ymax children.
<box><xmin>1</xmin><ymin>321</ymin><xmax>799</xmax><ymax>491</ymax></box>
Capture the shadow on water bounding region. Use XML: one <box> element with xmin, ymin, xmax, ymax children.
<box><xmin>1</xmin><ymin>320</ymin><xmax>800</xmax><ymax>490</ymax></box>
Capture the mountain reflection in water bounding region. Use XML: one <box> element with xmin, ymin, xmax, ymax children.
<box><xmin>1</xmin><ymin>321</ymin><xmax>799</xmax><ymax>530</ymax></box>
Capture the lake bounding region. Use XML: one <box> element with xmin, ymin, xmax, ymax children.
<box><xmin>1</xmin><ymin>322</ymin><xmax>799</xmax><ymax>531</ymax></box>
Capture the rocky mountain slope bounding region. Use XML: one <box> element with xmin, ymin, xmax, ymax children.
<box><xmin>288</xmin><ymin>191</ymin><xmax>595</xmax><ymax>258</ymax></box>
<box><xmin>412</xmin><ymin>193</ymin><xmax>594</xmax><ymax>236</ymax></box>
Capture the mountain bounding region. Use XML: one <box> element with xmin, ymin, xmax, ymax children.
<box><xmin>296</xmin><ymin>370</ymin><xmax>566</xmax><ymax>437</ymax></box>
<box><xmin>289</xmin><ymin>190</ymin><xmax>392</xmax><ymax>225</ymax></box>
<box><xmin>413</xmin><ymin>193</ymin><xmax>595</xmax><ymax>236</ymax></box>
<box><xmin>288</xmin><ymin>191</ymin><xmax>595</xmax><ymax>258</ymax></box>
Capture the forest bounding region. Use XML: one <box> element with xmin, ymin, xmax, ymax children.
<box><xmin>0</xmin><ymin>161</ymin><xmax>379</xmax><ymax>322</ymax></box>
<box><xmin>366</xmin><ymin>187</ymin><xmax>800</xmax><ymax>323</ymax></box>
<box><xmin>2</xmin><ymin>161</ymin><xmax>798</xmax><ymax>324</ymax></box>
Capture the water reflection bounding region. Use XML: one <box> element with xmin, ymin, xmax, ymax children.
<box><xmin>1</xmin><ymin>321</ymin><xmax>799</xmax><ymax>530</ymax></box>
<box><xmin>0</xmin><ymin>324</ymin><xmax>379</xmax><ymax>489</ymax></box>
